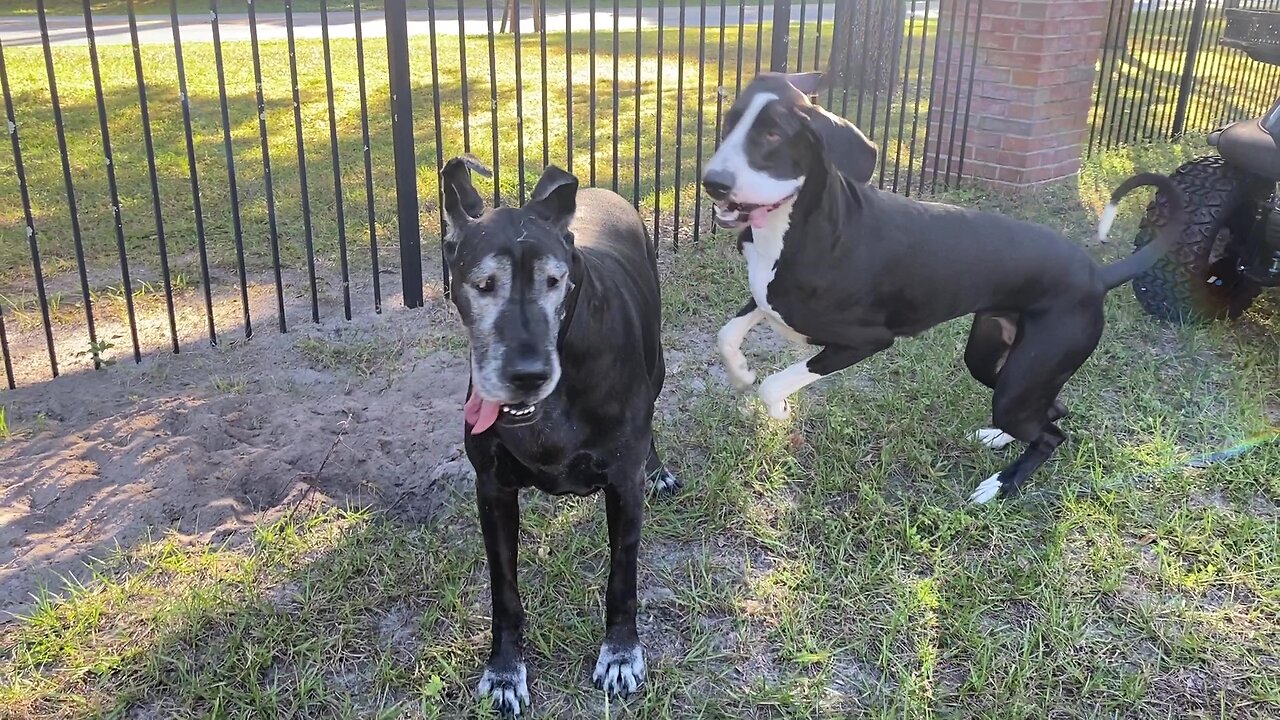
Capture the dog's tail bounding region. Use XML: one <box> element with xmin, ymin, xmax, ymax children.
<box><xmin>1096</xmin><ymin>172</ymin><xmax>1185</xmax><ymax>290</ymax></box>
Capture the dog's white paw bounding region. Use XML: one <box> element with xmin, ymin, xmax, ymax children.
<box><xmin>478</xmin><ymin>663</ymin><xmax>529</xmax><ymax>716</ymax></box>
<box><xmin>592</xmin><ymin>642</ymin><xmax>646</xmax><ymax>698</ymax></box>
<box><xmin>764</xmin><ymin>398</ymin><xmax>791</xmax><ymax>420</ymax></box>
<box><xmin>757</xmin><ymin>378</ymin><xmax>792</xmax><ymax>420</ymax></box>
<box><xmin>968</xmin><ymin>473</ymin><xmax>1004</xmax><ymax>505</ymax></box>
<box><xmin>716</xmin><ymin>324</ymin><xmax>757</xmax><ymax>391</ymax></box>
<box><xmin>972</xmin><ymin>428</ymin><xmax>1016</xmax><ymax>450</ymax></box>
<box><xmin>727</xmin><ymin>362</ymin><xmax>757</xmax><ymax>391</ymax></box>
<box><xmin>718</xmin><ymin>345</ymin><xmax>756</xmax><ymax>390</ymax></box>
<box><xmin>649</xmin><ymin>467</ymin><xmax>682</xmax><ymax>497</ymax></box>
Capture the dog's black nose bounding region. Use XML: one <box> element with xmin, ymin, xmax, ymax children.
<box><xmin>702</xmin><ymin>169</ymin><xmax>734</xmax><ymax>201</ymax></box>
<box><xmin>506</xmin><ymin>360</ymin><xmax>551</xmax><ymax>394</ymax></box>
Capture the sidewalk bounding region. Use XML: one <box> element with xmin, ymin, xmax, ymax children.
<box><xmin>0</xmin><ymin>3</ymin><xmax>940</xmax><ymax>48</ymax></box>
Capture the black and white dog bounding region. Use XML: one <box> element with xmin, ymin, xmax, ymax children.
<box><xmin>701</xmin><ymin>72</ymin><xmax>1184</xmax><ymax>503</ymax></box>
<box><xmin>441</xmin><ymin>157</ymin><xmax>678</xmax><ymax>715</ymax></box>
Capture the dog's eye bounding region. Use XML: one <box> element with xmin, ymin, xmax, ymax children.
<box><xmin>546</xmin><ymin>274</ymin><xmax>561</xmax><ymax>289</ymax></box>
<box><xmin>473</xmin><ymin>276</ymin><xmax>495</xmax><ymax>294</ymax></box>
<box><xmin>764</xmin><ymin>130</ymin><xmax>782</xmax><ymax>143</ymax></box>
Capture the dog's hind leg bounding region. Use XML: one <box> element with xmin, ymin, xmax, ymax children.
<box><xmin>965</xmin><ymin>312</ymin><xmax>1069</xmax><ymax>451</ymax></box>
<box><xmin>968</xmin><ymin>421</ymin><xmax>1068</xmax><ymax>504</ymax></box>
<box><xmin>646</xmin><ymin>437</ymin><xmax>681</xmax><ymax>497</ymax></box>
<box><xmin>968</xmin><ymin>307</ymin><xmax>1102</xmax><ymax>503</ymax></box>
<box><xmin>966</xmin><ymin>313</ymin><xmax>1020</xmax><ymax>450</ymax></box>
<box><xmin>594</xmin><ymin>461</ymin><xmax>648</xmax><ymax>698</ymax></box>
<box><xmin>972</xmin><ymin>400</ymin><xmax>1068</xmax><ymax>451</ymax></box>
<box><xmin>964</xmin><ymin>312</ymin><xmax>1018</xmax><ymax>390</ymax></box>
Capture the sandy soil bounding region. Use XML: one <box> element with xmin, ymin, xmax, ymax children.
<box><xmin>0</xmin><ymin>266</ymin><xmax>482</xmax><ymax>620</ymax></box>
<box><xmin>0</xmin><ymin>244</ymin><xmax>746</xmax><ymax>622</ymax></box>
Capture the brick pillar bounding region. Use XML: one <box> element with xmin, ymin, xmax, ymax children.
<box><xmin>924</xmin><ymin>0</ymin><xmax>1111</xmax><ymax>189</ymax></box>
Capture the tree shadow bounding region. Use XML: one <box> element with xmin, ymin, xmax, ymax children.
<box><xmin>0</xmin><ymin>25</ymin><xmax>775</xmax><ymax>284</ymax></box>
<box><xmin>0</xmin><ymin>15</ymin><xmax>934</xmax><ymax>291</ymax></box>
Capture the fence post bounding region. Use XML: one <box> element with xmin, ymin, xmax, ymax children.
<box><xmin>770</xmin><ymin>0</ymin><xmax>793</xmax><ymax>71</ymax></box>
<box><xmin>925</xmin><ymin>0</ymin><xmax>1112</xmax><ymax>188</ymax></box>
<box><xmin>1172</xmin><ymin>0</ymin><xmax>1209</xmax><ymax>137</ymax></box>
<box><xmin>386</xmin><ymin>0</ymin><xmax>423</xmax><ymax>308</ymax></box>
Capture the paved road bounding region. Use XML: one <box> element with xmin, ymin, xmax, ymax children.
<box><xmin>0</xmin><ymin>6</ymin><xmax>812</xmax><ymax>47</ymax></box>
<box><xmin>0</xmin><ymin>2</ymin><xmax>937</xmax><ymax>47</ymax></box>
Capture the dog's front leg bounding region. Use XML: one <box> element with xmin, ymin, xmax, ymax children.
<box><xmin>717</xmin><ymin>300</ymin><xmax>764</xmax><ymax>391</ymax></box>
<box><xmin>476</xmin><ymin>473</ymin><xmax>529</xmax><ymax>716</ymax></box>
<box><xmin>593</xmin><ymin>463</ymin><xmax>646</xmax><ymax>698</ymax></box>
<box><xmin>758</xmin><ymin>341</ymin><xmax>892</xmax><ymax>420</ymax></box>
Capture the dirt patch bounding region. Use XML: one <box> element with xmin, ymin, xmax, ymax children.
<box><xmin>0</xmin><ymin>269</ymin><xmax>474</xmax><ymax>621</ymax></box>
<box><xmin>0</xmin><ymin>240</ymin><xmax>768</xmax><ymax>624</ymax></box>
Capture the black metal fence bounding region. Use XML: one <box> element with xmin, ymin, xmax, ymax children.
<box><xmin>1090</xmin><ymin>0</ymin><xmax>1280</xmax><ymax>154</ymax></box>
<box><xmin>0</xmin><ymin>0</ymin><xmax>990</xmax><ymax>387</ymax></box>
<box><xmin>4</xmin><ymin>0</ymin><xmax>1278</xmax><ymax>388</ymax></box>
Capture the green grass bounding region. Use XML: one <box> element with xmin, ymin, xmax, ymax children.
<box><xmin>1090</xmin><ymin>9</ymin><xmax>1280</xmax><ymax>148</ymax></box>
<box><xmin>0</xmin><ymin>19</ymin><xmax>1278</xmax><ymax>716</ymax></box>
<box><xmin>295</xmin><ymin>329</ymin><xmax>406</xmax><ymax>378</ymax></box>
<box><xmin>1</xmin><ymin>138</ymin><xmax>1278</xmax><ymax>717</ymax></box>
<box><xmin>0</xmin><ymin>18</ymin><xmax>853</xmax><ymax>305</ymax></box>
<box><xmin>3</xmin><ymin>6</ymin><xmax>1276</xmax><ymax>314</ymax></box>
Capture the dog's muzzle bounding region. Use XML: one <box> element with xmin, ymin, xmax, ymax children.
<box><xmin>465</xmin><ymin>392</ymin><xmax>545</xmax><ymax>435</ymax></box>
<box><xmin>711</xmin><ymin>195</ymin><xmax>794</xmax><ymax>229</ymax></box>
<box><xmin>703</xmin><ymin>167</ymin><xmax>795</xmax><ymax>229</ymax></box>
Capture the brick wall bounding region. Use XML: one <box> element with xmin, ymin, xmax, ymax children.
<box><xmin>924</xmin><ymin>0</ymin><xmax>1112</xmax><ymax>188</ymax></box>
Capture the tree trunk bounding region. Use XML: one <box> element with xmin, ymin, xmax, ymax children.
<box><xmin>501</xmin><ymin>0</ymin><xmax>517</xmax><ymax>33</ymax></box>
<box><xmin>1104</xmin><ymin>0</ymin><xmax>1134</xmax><ymax>53</ymax></box>
<box><xmin>824</xmin><ymin>0</ymin><xmax>907</xmax><ymax>98</ymax></box>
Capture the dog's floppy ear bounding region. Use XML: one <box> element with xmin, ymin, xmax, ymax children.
<box><xmin>801</xmin><ymin>105</ymin><xmax>878</xmax><ymax>185</ymax></box>
<box><xmin>440</xmin><ymin>154</ymin><xmax>490</xmax><ymax>255</ymax></box>
<box><xmin>782</xmin><ymin>71</ymin><xmax>824</xmax><ymax>97</ymax></box>
<box><xmin>528</xmin><ymin>165</ymin><xmax>578</xmax><ymax>241</ymax></box>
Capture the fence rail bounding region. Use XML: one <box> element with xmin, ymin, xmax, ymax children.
<box><xmin>0</xmin><ymin>0</ymin><xmax>988</xmax><ymax>387</ymax></box>
<box><xmin>2</xmin><ymin>0</ymin><xmax>1273</xmax><ymax>388</ymax></box>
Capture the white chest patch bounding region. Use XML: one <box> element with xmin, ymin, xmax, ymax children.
<box><xmin>743</xmin><ymin>201</ymin><xmax>806</xmax><ymax>344</ymax></box>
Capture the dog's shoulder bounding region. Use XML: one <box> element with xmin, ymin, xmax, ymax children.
<box><xmin>571</xmin><ymin>189</ymin><xmax>654</xmax><ymax>270</ymax></box>
<box><xmin>572</xmin><ymin>189</ymin><xmax>646</xmax><ymax>238</ymax></box>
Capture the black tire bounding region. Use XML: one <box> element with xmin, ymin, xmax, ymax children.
<box><xmin>1130</xmin><ymin>155</ymin><xmax>1264</xmax><ymax>324</ymax></box>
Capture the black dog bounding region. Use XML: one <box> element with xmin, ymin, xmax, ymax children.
<box><xmin>441</xmin><ymin>156</ymin><xmax>678</xmax><ymax>715</ymax></box>
<box><xmin>701</xmin><ymin>72</ymin><xmax>1184</xmax><ymax>503</ymax></box>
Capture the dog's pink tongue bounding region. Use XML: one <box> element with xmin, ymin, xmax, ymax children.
<box><xmin>749</xmin><ymin>206</ymin><xmax>771</xmax><ymax>228</ymax></box>
<box><xmin>464</xmin><ymin>388</ymin><xmax>501</xmax><ymax>435</ymax></box>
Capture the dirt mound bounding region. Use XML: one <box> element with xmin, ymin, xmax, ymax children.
<box><xmin>1</xmin><ymin>289</ymin><xmax>473</xmax><ymax>620</ymax></box>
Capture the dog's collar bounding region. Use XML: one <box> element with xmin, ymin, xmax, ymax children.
<box><xmin>738</xmin><ymin>191</ymin><xmax>798</xmax><ymax>229</ymax></box>
<box><xmin>557</xmin><ymin>249</ymin><xmax>585</xmax><ymax>344</ymax></box>
<box><xmin>758</xmin><ymin>191</ymin><xmax>797</xmax><ymax>213</ymax></box>
<box><xmin>734</xmin><ymin>191</ymin><xmax>798</xmax><ymax>215</ymax></box>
